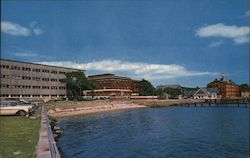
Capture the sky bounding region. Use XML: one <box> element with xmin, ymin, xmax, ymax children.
<box><xmin>1</xmin><ymin>0</ymin><xmax>249</xmax><ymax>87</ymax></box>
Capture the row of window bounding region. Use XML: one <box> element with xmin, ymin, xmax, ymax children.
<box><xmin>0</xmin><ymin>84</ymin><xmax>66</xmax><ymax>90</ymax></box>
<box><xmin>96</xmin><ymin>80</ymin><xmax>130</xmax><ymax>84</ymax></box>
<box><xmin>0</xmin><ymin>64</ymin><xmax>67</xmax><ymax>74</ymax></box>
<box><xmin>0</xmin><ymin>94</ymin><xmax>66</xmax><ymax>97</ymax></box>
<box><xmin>1</xmin><ymin>75</ymin><xmax>59</xmax><ymax>82</ymax></box>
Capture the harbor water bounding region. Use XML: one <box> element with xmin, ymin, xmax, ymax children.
<box><xmin>57</xmin><ymin>105</ymin><xmax>249</xmax><ymax>158</ymax></box>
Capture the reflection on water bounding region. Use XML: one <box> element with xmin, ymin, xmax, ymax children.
<box><xmin>57</xmin><ymin>105</ymin><xmax>249</xmax><ymax>158</ymax></box>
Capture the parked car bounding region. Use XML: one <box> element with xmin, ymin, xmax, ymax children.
<box><xmin>18</xmin><ymin>100</ymin><xmax>39</xmax><ymax>110</ymax></box>
<box><xmin>0</xmin><ymin>100</ymin><xmax>35</xmax><ymax>116</ymax></box>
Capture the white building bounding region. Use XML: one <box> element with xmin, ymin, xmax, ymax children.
<box><xmin>193</xmin><ymin>88</ymin><xmax>219</xmax><ymax>99</ymax></box>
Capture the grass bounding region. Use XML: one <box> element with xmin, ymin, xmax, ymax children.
<box><xmin>0</xmin><ymin>116</ymin><xmax>41</xmax><ymax>158</ymax></box>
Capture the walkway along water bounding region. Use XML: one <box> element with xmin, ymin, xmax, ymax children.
<box><xmin>36</xmin><ymin>106</ymin><xmax>61</xmax><ymax>158</ymax></box>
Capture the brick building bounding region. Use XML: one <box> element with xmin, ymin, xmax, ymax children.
<box><xmin>207</xmin><ymin>75</ymin><xmax>240</xmax><ymax>99</ymax></box>
<box><xmin>83</xmin><ymin>74</ymin><xmax>139</xmax><ymax>99</ymax></box>
<box><xmin>0</xmin><ymin>59</ymin><xmax>83</xmax><ymax>100</ymax></box>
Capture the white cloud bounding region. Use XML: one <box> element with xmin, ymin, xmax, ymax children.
<box><xmin>33</xmin><ymin>28</ymin><xmax>43</xmax><ymax>35</ymax></box>
<box><xmin>196</xmin><ymin>23</ymin><xmax>250</xmax><ymax>44</ymax></box>
<box><xmin>208</xmin><ymin>40</ymin><xmax>224</xmax><ymax>48</ymax></box>
<box><xmin>30</xmin><ymin>21</ymin><xmax>43</xmax><ymax>35</ymax></box>
<box><xmin>245</xmin><ymin>10</ymin><xmax>250</xmax><ymax>18</ymax></box>
<box><xmin>14</xmin><ymin>52</ymin><xmax>39</xmax><ymax>57</ymax></box>
<box><xmin>37</xmin><ymin>59</ymin><xmax>216</xmax><ymax>81</ymax></box>
<box><xmin>1</xmin><ymin>21</ymin><xmax>43</xmax><ymax>36</ymax></box>
<box><xmin>1</xmin><ymin>21</ymin><xmax>31</xmax><ymax>36</ymax></box>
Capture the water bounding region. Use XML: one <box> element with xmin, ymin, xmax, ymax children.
<box><xmin>57</xmin><ymin>105</ymin><xmax>249</xmax><ymax>158</ymax></box>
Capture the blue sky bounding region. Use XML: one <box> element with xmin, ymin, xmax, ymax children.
<box><xmin>1</xmin><ymin>0</ymin><xmax>249</xmax><ymax>87</ymax></box>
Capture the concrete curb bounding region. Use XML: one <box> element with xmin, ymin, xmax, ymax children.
<box><xmin>36</xmin><ymin>106</ymin><xmax>60</xmax><ymax>158</ymax></box>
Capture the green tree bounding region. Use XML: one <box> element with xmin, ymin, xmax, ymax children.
<box><xmin>239</xmin><ymin>84</ymin><xmax>249</xmax><ymax>89</ymax></box>
<box><xmin>156</xmin><ymin>88</ymin><xmax>165</xmax><ymax>99</ymax></box>
<box><xmin>163</xmin><ymin>87</ymin><xmax>182</xmax><ymax>98</ymax></box>
<box><xmin>138</xmin><ymin>79</ymin><xmax>156</xmax><ymax>96</ymax></box>
<box><xmin>60</xmin><ymin>71</ymin><xmax>96</xmax><ymax>100</ymax></box>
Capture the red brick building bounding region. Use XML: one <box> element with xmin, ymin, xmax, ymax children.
<box><xmin>83</xmin><ymin>74</ymin><xmax>139</xmax><ymax>99</ymax></box>
<box><xmin>207</xmin><ymin>75</ymin><xmax>240</xmax><ymax>99</ymax></box>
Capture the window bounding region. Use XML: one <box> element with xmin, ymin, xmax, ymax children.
<box><xmin>0</xmin><ymin>65</ymin><xmax>9</xmax><ymax>69</ymax></box>
<box><xmin>32</xmin><ymin>68</ymin><xmax>41</xmax><ymax>72</ymax></box>
<box><xmin>59</xmin><ymin>71</ymin><xmax>66</xmax><ymax>74</ymax></box>
<box><xmin>14</xmin><ymin>85</ymin><xmax>21</xmax><ymax>88</ymax></box>
<box><xmin>0</xmin><ymin>94</ymin><xmax>9</xmax><ymax>97</ymax></box>
<box><xmin>22</xmin><ymin>76</ymin><xmax>31</xmax><ymax>80</ymax></box>
<box><xmin>11</xmin><ymin>94</ymin><xmax>20</xmax><ymax>97</ymax></box>
<box><xmin>0</xmin><ymin>84</ymin><xmax>9</xmax><ymax>88</ymax></box>
<box><xmin>42</xmin><ymin>78</ymin><xmax>50</xmax><ymax>81</ymax></box>
<box><xmin>23</xmin><ymin>95</ymin><xmax>31</xmax><ymax>97</ymax></box>
<box><xmin>51</xmin><ymin>70</ymin><xmax>58</xmax><ymax>74</ymax></box>
<box><xmin>1</xmin><ymin>75</ymin><xmax>9</xmax><ymax>79</ymax></box>
<box><xmin>22</xmin><ymin>85</ymin><xmax>31</xmax><ymax>89</ymax></box>
<box><xmin>42</xmin><ymin>69</ymin><xmax>50</xmax><ymax>73</ymax></box>
<box><xmin>32</xmin><ymin>77</ymin><xmax>41</xmax><ymax>81</ymax></box>
<box><xmin>51</xmin><ymin>86</ymin><xmax>58</xmax><ymax>90</ymax></box>
<box><xmin>22</xmin><ymin>67</ymin><xmax>31</xmax><ymax>71</ymax></box>
<box><xmin>33</xmin><ymin>86</ymin><xmax>41</xmax><ymax>89</ymax></box>
<box><xmin>51</xmin><ymin>78</ymin><xmax>58</xmax><ymax>82</ymax></box>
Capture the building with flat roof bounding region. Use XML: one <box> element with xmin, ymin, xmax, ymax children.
<box><xmin>0</xmin><ymin>59</ymin><xmax>84</xmax><ymax>100</ymax></box>
<box><xmin>83</xmin><ymin>73</ymin><xmax>139</xmax><ymax>99</ymax></box>
<box><xmin>207</xmin><ymin>75</ymin><xmax>240</xmax><ymax>99</ymax></box>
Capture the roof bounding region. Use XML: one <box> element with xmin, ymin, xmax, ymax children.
<box><xmin>0</xmin><ymin>59</ymin><xmax>84</xmax><ymax>71</ymax></box>
<box><xmin>207</xmin><ymin>88</ymin><xmax>218</xmax><ymax>93</ymax></box>
<box><xmin>88</xmin><ymin>73</ymin><xmax>132</xmax><ymax>80</ymax></box>
<box><xmin>157</xmin><ymin>84</ymin><xmax>181</xmax><ymax>89</ymax></box>
<box><xmin>194</xmin><ymin>88</ymin><xmax>218</xmax><ymax>96</ymax></box>
<box><xmin>208</xmin><ymin>78</ymin><xmax>238</xmax><ymax>86</ymax></box>
<box><xmin>88</xmin><ymin>73</ymin><xmax>115</xmax><ymax>78</ymax></box>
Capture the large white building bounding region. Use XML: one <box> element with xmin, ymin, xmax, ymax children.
<box><xmin>0</xmin><ymin>59</ymin><xmax>84</xmax><ymax>100</ymax></box>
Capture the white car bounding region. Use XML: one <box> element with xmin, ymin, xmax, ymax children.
<box><xmin>0</xmin><ymin>100</ymin><xmax>34</xmax><ymax>116</ymax></box>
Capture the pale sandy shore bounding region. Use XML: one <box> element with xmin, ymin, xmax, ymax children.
<box><xmin>46</xmin><ymin>99</ymin><xmax>205</xmax><ymax>119</ymax></box>
<box><xmin>47</xmin><ymin>101</ymin><xmax>147</xmax><ymax>119</ymax></box>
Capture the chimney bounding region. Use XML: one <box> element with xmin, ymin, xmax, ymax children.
<box><xmin>220</xmin><ymin>73</ymin><xmax>225</xmax><ymax>81</ymax></box>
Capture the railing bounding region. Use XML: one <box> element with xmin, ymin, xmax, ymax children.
<box><xmin>44</xmin><ymin>106</ymin><xmax>61</xmax><ymax>158</ymax></box>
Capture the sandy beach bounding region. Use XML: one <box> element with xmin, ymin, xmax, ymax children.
<box><xmin>46</xmin><ymin>99</ymin><xmax>205</xmax><ymax>119</ymax></box>
<box><xmin>47</xmin><ymin>101</ymin><xmax>147</xmax><ymax>118</ymax></box>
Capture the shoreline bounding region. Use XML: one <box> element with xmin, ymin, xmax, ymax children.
<box><xmin>46</xmin><ymin>99</ymin><xmax>205</xmax><ymax>119</ymax></box>
<box><xmin>47</xmin><ymin>101</ymin><xmax>147</xmax><ymax>119</ymax></box>
<box><xmin>132</xmin><ymin>99</ymin><xmax>205</xmax><ymax>107</ymax></box>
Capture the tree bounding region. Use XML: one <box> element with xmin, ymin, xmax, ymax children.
<box><xmin>162</xmin><ymin>87</ymin><xmax>182</xmax><ymax>99</ymax></box>
<box><xmin>239</xmin><ymin>84</ymin><xmax>249</xmax><ymax>89</ymax></box>
<box><xmin>138</xmin><ymin>79</ymin><xmax>156</xmax><ymax>96</ymax></box>
<box><xmin>60</xmin><ymin>71</ymin><xmax>96</xmax><ymax>100</ymax></box>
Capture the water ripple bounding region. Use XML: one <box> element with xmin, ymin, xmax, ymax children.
<box><xmin>57</xmin><ymin>106</ymin><xmax>249</xmax><ymax>158</ymax></box>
